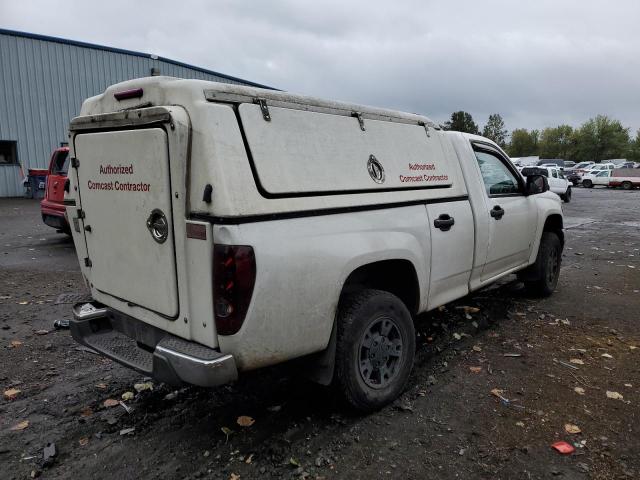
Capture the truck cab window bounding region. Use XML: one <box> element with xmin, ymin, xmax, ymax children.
<box><xmin>52</xmin><ymin>151</ymin><xmax>70</xmax><ymax>175</ymax></box>
<box><xmin>474</xmin><ymin>150</ymin><xmax>520</xmax><ymax>196</ymax></box>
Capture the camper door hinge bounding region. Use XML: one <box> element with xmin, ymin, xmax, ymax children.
<box><xmin>352</xmin><ymin>112</ymin><xmax>366</xmax><ymax>131</ymax></box>
<box><xmin>77</xmin><ymin>209</ymin><xmax>85</xmax><ymax>219</ymax></box>
<box><xmin>71</xmin><ymin>157</ymin><xmax>80</xmax><ymax>168</ymax></box>
<box><xmin>254</xmin><ymin>98</ymin><xmax>271</xmax><ymax>121</ymax></box>
<box><xmin>419</xmin><ymin>121</ymin><xmax>431</xmax><ymax>137</ymax></box>
<box><xmin>84</xmin><ymin>257</ymin><xmax>92</xmax><ymax>267</ymax></box>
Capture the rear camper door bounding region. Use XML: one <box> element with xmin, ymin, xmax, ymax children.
<box><xmin>237</xmin><ymin>104</ymin><xmax>452</xmax><ymax>196</ymax></box>
<box><xmin>74</xmin><ymin>128</ymin><xmax>179</xmax><ymax>318</ymax></box>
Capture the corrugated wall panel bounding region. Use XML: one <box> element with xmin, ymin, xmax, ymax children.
<box><xmin>0</xmin><ymin>30</ymin><xmax>267</xmax><ymax>197</ymax></box>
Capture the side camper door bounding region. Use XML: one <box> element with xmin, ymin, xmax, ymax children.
<box><xmin>234</xmin><ymin>99</ymin><xmax>473</xmax><ymax>311</ymax></box>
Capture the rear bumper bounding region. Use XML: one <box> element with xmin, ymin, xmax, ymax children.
<box><xmin>42</xmin><ymin>213</ymin><xmax>69</xmax><ymax>230</ymax></box>
<box><xmin>41</xmin><ymin>199</ymin><xmax>66</xmax><ymax>215</ymax></box>
<box><xmin>41</xmin><ymin>201</ymin><xmax>69</xmax><ymax>230</ymax></box>
<box><xmin>70</xmin><ymin>302</ymin><xmax>237</xmax><ymax>387</ymax></box>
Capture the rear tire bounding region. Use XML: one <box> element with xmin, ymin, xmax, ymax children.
<box><xmin>524</xmin><ymin>232</ymin><xmax>562</xmax><ymax>297</ymax></box>
<box><xmin>334</xmin><ymin>289</ymin><xmax>415</xmax><ymax>412</ymax></box>
<box><xmin>563</xmin><ymin>186</ymin><xmax>571</xmax><ymax>203</ymax></box>
<box><xmin>622</xmin><ymin>181</ymin><xmax>632</xmax><ymax>190</ymax></box>
<box><xmin>582</xmin><ymin>179</ymin><xmax>593</xmax><ymax>188</ymax></box>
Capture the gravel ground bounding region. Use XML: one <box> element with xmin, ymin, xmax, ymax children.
<box><xmin>1</xmin><ymin>187</ymin><xmax>639</xmax><ymax>480</ymax></box>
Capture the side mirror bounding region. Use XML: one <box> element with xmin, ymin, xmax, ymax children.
<box><xmin>525</xmin><ymin>174</ymin><xmax>549</xmax><ymax>195</ymax></box>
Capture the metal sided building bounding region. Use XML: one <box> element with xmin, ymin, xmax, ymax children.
<box><xmin>0</xmin><ymin>28</ymin><xmax>271</xmax><ymax>197</ymax></box>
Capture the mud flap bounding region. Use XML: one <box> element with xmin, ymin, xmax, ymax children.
<box><xmin>302</xmin><ymin>320</ymin><xmax>337</xmax><ymax>386</ymax></box>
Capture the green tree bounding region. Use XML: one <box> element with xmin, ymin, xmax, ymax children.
<box><xmin>482</xmin><ymin>113</ymin><xmax>508</xmax><ymax>147</ymax></box>
<box><xmin>443</xmin><ymin>111</ymin><xmax>480</xmax><ymax>134</ymax></box>
<box><xmin>572</xmin><ymin>115</ymin><xmax>630</xmax><ymax>162</ymax></box>
<box><xmin>626</xmin><ymin>129</ymin><xmax>640</xmax><ymax>161</ymax></box>
<box><xmin>507</xmin><ymin>128</ymin><xmax>539</xmax><ymax>157</ymax></box>
<box><xmin>538</xmin><ymin>125</ymin><xmax>575</xmax><ymax>159</ymax></box>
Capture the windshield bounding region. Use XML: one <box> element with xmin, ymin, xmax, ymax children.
<box><xmin>52</xmin><ymin>150</ymin><xmax>70</xmax><ymax>175</ymax></box>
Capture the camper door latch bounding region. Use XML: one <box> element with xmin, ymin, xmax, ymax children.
<box><xmin>71</xmin><ymin>157</ymin><xmax>80</xmax><ymax>168</ymax></box>
<box><xmin>254</xmin><ymin>98</ymin><xmax>271</xmax><ymax>121</ymax></box>
<box><xmin>84</xmin><ymin>257</ymin><xmax>92</xmax><ymax>268</ymax></box>
<box><xmin>202</xmin><ymin>184</ymin><xmax>213</xmax><ymax>203</ymax></box>
<box><xmin>352</xmin><ymin>112</ymin><xmax>366</xmax><ymax>131</ymax></box>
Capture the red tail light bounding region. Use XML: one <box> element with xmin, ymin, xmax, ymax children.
<box><xmin>213</xmin><ymin>245</ymin><xmax>256</xmax><ymax>335</ymax></box>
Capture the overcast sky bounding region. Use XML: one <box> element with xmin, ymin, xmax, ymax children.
<box><xmin>2</xmin><ymin>0</ymin><xmax>639</xmax><ymax>134</ymax></box>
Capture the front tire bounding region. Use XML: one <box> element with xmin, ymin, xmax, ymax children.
<box><xmin>334</xmin><ymin>289</ymin><xmax>415</xmax><ymax>412</ymax></box>
<box><xmin>524</xmin><ymin>232</ymin><xmax>562</xmax><ymax>297</ymax></box>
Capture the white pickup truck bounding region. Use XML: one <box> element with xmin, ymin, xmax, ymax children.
<box><xmin>67</xmin><ymin>77</ymin><xmax>564</xmax><ymax>411</ymax></box>
<box><xmin>520</xmin><ymin>166</ymin><xmax>572</xmax><ymax>202</ymax></box>
<box><xmin>582</xmin><ymin>169</ymin><xmax>640</xmax><ymax>189</ymax></box>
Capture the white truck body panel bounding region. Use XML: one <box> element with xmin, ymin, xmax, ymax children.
<box><xmin>65</xmin><ymin>76</ymin><xmax>563</xmax><ymax>383</ymax></box>
<box><xmin>425</xmin><ymin>200</ymin><xmax>474</xmax><ymax>309</ymax></box>
<box><xmin>214</xmin><ymin>206</ymin><xmax>431</xmax><ymax>369</ymax></box>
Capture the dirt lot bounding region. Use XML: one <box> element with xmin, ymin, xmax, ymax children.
<box><xmin>1</xmin><ymin>188</ymin><xmax>639</xmax><ymax>480</ymax></box>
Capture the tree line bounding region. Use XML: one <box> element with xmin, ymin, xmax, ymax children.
<box><xmin>442</xmin><ymin>111</ymin><xmax>640</xmax><ymax>162</ymax></box>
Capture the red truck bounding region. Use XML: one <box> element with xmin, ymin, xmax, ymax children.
<box><xmin>40</xmin><ymin>146</ymin><xmax>71</xmax><ymax>233</ymax></box>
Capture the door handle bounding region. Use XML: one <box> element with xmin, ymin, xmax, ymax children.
<box><xmin>434</xmin><ymin>214</ymin><xmax>455</xmax><ymax>231</ymax></box>
<box><xmin>490</xmin><ymin>205</ymin><xmax>505</xmax><ymax>220</ymax></box>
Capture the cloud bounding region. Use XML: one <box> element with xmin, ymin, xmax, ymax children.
<box><xmin>2</xmin><ymin>0</ymin><xmax>639</xmax><ymax>133</ymax></box>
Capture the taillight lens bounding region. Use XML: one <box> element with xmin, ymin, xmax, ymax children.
<box><xmin>213</xmin><ymin>245</ymin><xmax>256</xmax><ymax>335</ymax></box>
<box><xmin>114</xmin><ymin>88</ymin><xmax>143</xmax><ymax>101</ymax></box>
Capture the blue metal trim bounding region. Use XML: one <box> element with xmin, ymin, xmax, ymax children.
<box><xmin>0</xmin><ymin>28</ymin><xmax>276</xmax><ymax>90</ymax></box>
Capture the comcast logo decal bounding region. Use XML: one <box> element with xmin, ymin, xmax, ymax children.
<box><xmin>367</xmin><ymin>155</ymin><xmax>385</xmax><ymax>184</ymax></box>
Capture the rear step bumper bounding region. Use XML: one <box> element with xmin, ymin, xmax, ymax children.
<box><xmin>70</xmin><ymin>303</ymin><xmax>237</xmax><ymax>387</ymax></box>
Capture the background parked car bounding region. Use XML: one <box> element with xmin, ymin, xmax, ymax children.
<box><xmin>607</xmin><ymin>159</ymin><xmax>629</xmax><ymax>168</ymax></box>
<box><xmin>40</xmin><ymin>146</ymin><xmax>70</xmax><ymax>234</ymax></box>
<box><xmin>573</xmin><ymin>161</ymin><xmax>596</xmax><ymax>170</ymax></box>
<box><xmin>537</xmin><ymin>159</ymin><xmax>565</xmax><ymax>169</ymax></box>
<box><xmin>565</xmin><ymin>161</ymin><xmax>595</xmax><ymax>184</ymax></box>
<box><xmin>521</xmin><ymin>166</ymin><xmax>572</xmax><ymax>202</ymax></box>
<box><xmin>583</xmin><ymin>169</ymin><xmax>640</xmax><ymax>189</ymax></box>
<box><xmin>578</xmin><ymin>163</ymin><xmax>616</xmax><ymax>186</ymax></box>
<box><xmin>619</xmin><ymin>162</ymin><xmax>636</xmax><ymax>169</ymax></box>
<box><xmin>609</xmin><ymin>169</ymin><xmax>640</xmax><ymax>189</ymax></box>
<box><xmin>581</xmin><ymin>170</ymin><xmax>610</xmax><ymax>188</ymax></box>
